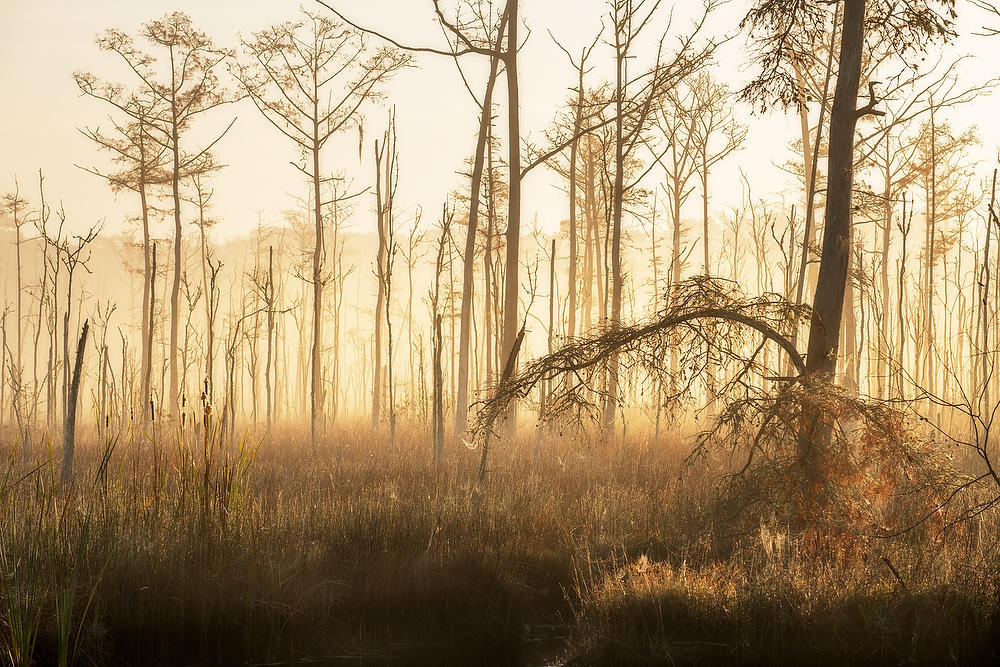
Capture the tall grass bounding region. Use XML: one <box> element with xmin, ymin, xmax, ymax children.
<box><xmin>0</xmin><ymin>421</ymin><xmax>995</xmax><ymax>665</ymax></box>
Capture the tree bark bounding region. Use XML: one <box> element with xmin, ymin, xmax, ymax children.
<box><xmin>61</xmin><ymin>320</ymin><xmax>89</xmax><ymax>485</ymax></box>
<box><xmin>481</xmin><ymin>324</ymin><xmax>524</xmax><ymax>483</ymax></box>
<box><xmin>802</xmin><ymin>0</ymin><xmax>867</xmax><ymax>469</ymax></box>
<box><xmin>605</xmin><ymin>15</ymin><xmax>626</xmax><ymax>437</ymax></box>
<box><xmin>168</xmin><ymin>53</ymin><xmax>183</xmax><ymax>420</ymax></box>
<box><xmin>138</xmin><ymin>118</ymin><xmax>153</xmax><ymax>430</ymax></box>
<box><xmin>877</xmin><ymin>134</ymin><xmax>892</xmax><ymax>398</ymax></box>
<box><xmin>567</xmin><ymin>54</ymin><xmax>585</xmax><ymax>344</ymax></box>
<box><xmin>145</xmin><ymin>243</ymin><xmax>157</xmax><ymax>427</ymax></box>
<box><xmin>311</xmin><ymin>115</ymin><xmax>324</xmax><ymax>451</ymax></box>
<box><xmin>500</xmin><ymin>0</ymin><xmax>521</xmax><ymax>437</ymax></box>
<box><xmin>456</xmin><ymin>14</ymin><xmax>507</xmax><ymax>435</ymax></box>
<box><xmin>266</xmin><ymin>245</ymin><xmax>275</xmax><ymax>429</ymax></box>
<box><xmin>373</xmin><ymin>139</ymin><xmax>387</xmax><ymax>432</ymax></box>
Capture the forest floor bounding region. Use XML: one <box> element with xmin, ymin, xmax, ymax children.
<box><xmin>0</xmin><ymin>421</ymin><xmax>996</xmax><ymax>666</ymax></box>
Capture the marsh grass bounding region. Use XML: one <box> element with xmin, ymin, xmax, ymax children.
<box><xmin>0</xmin><ymin>422</ymin><xmax>995</xmax><ymax>665</ymax></box>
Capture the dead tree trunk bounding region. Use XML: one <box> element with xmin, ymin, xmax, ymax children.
<box><xmin>144</xmin><ymin>243</ymin><xmax>157</xmax><ymax>429</ymax></box>
<box><xmin>877</xmin><ymin>133</ymin><xmax>892</xmax><ymax>398</ymax></box>
<box><xmin>480</xmin><ymin>324</ymin><xmax>525</xmax><ymax>485</ymax></box>
<box><xmin>500</xmin><ymin>0</ymin><xmax>522</xmax><ymax>437</ymax></box>
<box><xmin>432</xmin><ymin>314</ymin><xmax>444</xmax><ymax>461</ymax></box>
<box><xmin>605</xmin><ymin>11</ymin><xmax>627</xmax><ymax>438</ymax></box>
<box><xmin>266</xmin><ymin>245</ymin><xmax>275</xmax><ymax>429</ymax></box>
<box><xmin>566</xmin><ymin>47</ymin><xmax>589</xmax><ymax>343</ymax></box>
<box><xmin>61</xmin><ymin>320</ymin><xmax>90</xmax><ymax>485</ymax></box>
<box><xmin>373</xmin><ymin>136</ymin><xmax>388</xmax><ymax>433</ymax></box>
<box><xmin>310</xmin><ymin>125</ymin><xmax>325</xmax><ymax>451</ymax></box>
<box><xmin>456</xmin><ymin>14</ymin><xmax>507</xmax><ymax>436</ymax></box>
<box><xmin>431</xmin><ymin>204</ymin><xmax>453</xmax><ymax>462</ymax></box>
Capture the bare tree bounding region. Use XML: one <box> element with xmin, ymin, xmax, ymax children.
<box><xmin>542</xmin><ymin>31</ymin><xmax>603</xmax><ymax>348</ymax></box>
<box><xmin>603</xmin><ymin>0</ymin><xmax>718</xmax><ymax>435</ymax></box>
<box><xmin>688</xmin><ymin>73</ymin><xmax>746</xmax><ymax>275</ymax></box>
<box><xmin>430</xmin><ymin>203</ymin><xmax>454</xmax><ymax>461</ymax></box>
<box><xmin>84</xmin><ymin>13</ymin><xmax>234</xmax><ymax>419</ymax></box>
<box><xmin>401</xmin><ymin>215</ymin><xmax>427</xmax><ymax>410</ymax></box>
<box><xmin>319</xmin><ymin>0</ymin><xmax>531</xmax><ymax>435</ymax></box>
<box><xmin>2</xmin><ymin>182</ymin><xmax>30</xmax><ymax>394</ymax></box>
<box><xmin>93</xmin><ymin>300</ymin><xmax>118</xmax><ymax>441</ymax></box>
<box><xmin>61</xmin><ymin>320</ymin><xmax>89</xmax><ymax>485</ymax></box>
<box><xmin>0</xmin><ymin>305</ymin><xmax>9</xmax><ymax>428</ymax></box>
<box><xmin>373</xmin><ymin>114</ymin><xmax>400</xmax><ymax>439</ymax></box>
<box><xmin>189</xmin><ymin>173</ymin><xmax>218</xmax><ymax>404</ymax></box>
<box><xmin>238</xmin><ymin>9</ymin><xmax>409</xmax><ymax>449</ymax></box>
<box><xmin>455</xmin><ymin>5</ymin><xmax>510</xmax><ymax>436</ymax></box>
<box><xmin>145</xmin><ymin>242</ymin><xmax>158</xmax><ymax>428</ymax></box>
<box><xmin>33</xmin><ymin>176</ymin><xmax>102</xmax><ymax>432</ymax></box>
<box><xmin>75</xmin><ymin>77</ymin><xmax>170</xmax><ymax>420</ymax></box>
<box><xmin>265</xmin><ymin>246</ymin><xmax>277</xmax><ymax>429</ymax></box>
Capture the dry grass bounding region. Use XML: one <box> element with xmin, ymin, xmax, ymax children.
<box><xmin>0</xmin><ymin>420</ymin><xmax>996</xmax><ymax>665</ymax></box>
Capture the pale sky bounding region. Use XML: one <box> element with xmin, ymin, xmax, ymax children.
<box><xmin>1</xmin><ymin>0</ymin><xmax>998</xmax><ymax>243</ymax></box>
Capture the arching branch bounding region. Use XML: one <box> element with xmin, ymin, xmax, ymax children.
<box><xmin>472</xmin><ymin>278</ymin><xmax>808</xmax><ymax>439</ymax></box>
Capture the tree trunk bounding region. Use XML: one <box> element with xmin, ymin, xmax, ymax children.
<box><xmin>311</xmin><ymin>122</ymin><xmax>324</xmax><ymax>451</ymax></box>
<box><xmin>605</xmin><ymin>20</ymin><xmax>626</xmax><ymax>437</ymax></box>
<box><xmin>896</xmin><ymin>196</ymin><xmax>910</xmax><ymax>398</ymax></box>
<box><xmin>841</xmin><ymin>243</ymin><xmax>859</xmax><ymax>391</ymax></box>
<box><xmin>924</xmin><ymin>101</ymin><xmax>938</xmax><ymax>397</ymax></box>
<box><xmin>169</xmin><ymin>98</ymin><xmax>182</xmax><ymax>420</ymax></box>
<box><xmin>801</xmin><ymin>0</ymin><xmax>867</xmax><ymax>468</ymax></box>
<box><xmin>701</xmin><ymin>147</ymin><xmax>718</xmax><ymax>402</ymax></box>
<box><xmin>582</xmin><ymin>143</ymin><xmax>596</xmax><ymax>333</ymax></box>
<box><xmin>877</xmin><ymin>135</ymin><xmax>892</xmax><ymax>399</ymax></box>
<box><xmin>567</xmin><ymin>56</ymin><xmax>584</xmax><ymax>343</ymax></box>
<box><xmin>484</xmin><ymin>168</ymin><xmax>495</xmax><ymax>388</ymax></box>
<box><xmin>432</xmin><ymin>314</ymin><xmax>444</xmax><ymax>462</ymax></box>
<box><xmin>139</xmin><ymin>132</ymin><xmax>153</xmax><ymax>430</ymax></box>
<box><xmin>61</xmin><ymin>320</ymin><xmax>89</xmax><ymax>485</ymax></box>
<box><xmin>1</xmin><ymin>312</ymin><xmax>6</xmax><ymax>428</ymax></box>
<box><xmin>62</xmin><ymin>292</ymin><xmax>70</xmax><ymax>426</ymax></box>
<box><xmin>456</xmin><ymin>16</ymin><xmax>506</xmax><ymax>435</ymax></box>
<box><xmin>373</xmin><ymin>140</ymin><xmax>386</xmax><ymax>432</ymax></box>
<box><xmin>500</xmin><ymin>0</ymin><xmax>521</xmax><ymax>437</ymax></box>
<box><xmin>386</xmin><ymin>247</ymin><xmax>396</xmax><ymax>449</ymax></box>
<box><xmin>144</xmin><ymin>243</ymin><xmax>157</xmax><ymax>427</ymax></box>
<box><xmin>481</xmin><ymin>324</ymin><xmax>524</xmax><ymax>483</ymax></box>
<box><xmin>266</xmin><ymin>245</ymin><xmax>275</xmax><ymax>429</ymax></box>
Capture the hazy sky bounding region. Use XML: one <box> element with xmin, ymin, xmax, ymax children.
<box><xmin>1</xmin><ymin>0</ymin><xmax>998</xmax><ymax>243</ymax></box>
